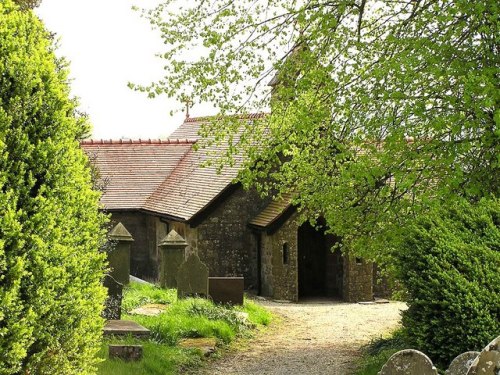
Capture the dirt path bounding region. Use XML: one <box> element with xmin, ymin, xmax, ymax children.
<box><xmin>201</xmin><ymin>299</ymin><xmax>406</xmax><ymax>375</ymax></box>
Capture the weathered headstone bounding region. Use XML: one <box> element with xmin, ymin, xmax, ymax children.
<box><xmin>158</xmin><ymin>230</ymin><xmax>187</xmax><ymax>288</ymax></box>
<box><xmin>378</xmin><ymin>349</ymin><xmax>438</xmax><ymax>375</ymax></box>
<box><xmin>208</xmin><ymin>277</ymin><xmax>244</xmax><ymax>305</ymax></box>
<box><xmin>108</xmin><ymin>222</ymin><xmax>134</xmax><ymax>285</ymax></box>
<box><xmin>466</xmin><ymin>335</ymin><xmax>500</xmax><ymax>375</ymax></box>
<box><xmin>446</xmin><ymin>352</ymin><xmax>479</xmax><ymax>375</ymax></box>
<box><xmin>103</xmin><ymin>274</ymin><xmax>123</xmax><ymax>320</ymax></box>
<box><xmin>176</xmin><ymin>253</ymin><xmax>209</xmax><ymax>299</ymax></box>
<box><xmin>109</xmin><ymin>344</ymin><xmax>143</xmax><ymax>361</ymax></box>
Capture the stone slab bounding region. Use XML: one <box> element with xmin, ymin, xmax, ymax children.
<box><xmin>109</xmin><ymin>344</ymin><xmax>143</xmax><ymax>361</ymax></box>
<box><xmin>379</xmin><ymin>349</ymin><xmax>438</xmax><ymax>375</ymax></box>
<box><xmin>103</xmin><ymin>320</ymin><xmax>150</xmax><ymax>337</ymax></box>
<box><xmin>466</xmin><ymin>335</ymin><xmax>500</xmax><ymax>375</ymax></box>
<box><xmin>179</xmin><ymin>337</ymin><xmax>217</xmax><ymax>357</ymax></box>
<box><xmin>209</xmin><ymin>277</ymin><xmax>244</xmax><ymax>305</ymax></box>
<box><xmin>177</xmin><ymin>253</ymin><xmax>209</xmax><ymax>299</ymax></box>
<box><xmin>446</xmin><ymin>351</ymin><xmax>479</xmax><ymax>375</ymax></box>
<box><xmin>129</xmin><ymin>303</ymin><xmax>168</xmax><ymax>316</ymax></box>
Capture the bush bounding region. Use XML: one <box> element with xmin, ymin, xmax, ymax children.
<box><xmin>0</xmin><ymin>1</ymin><xmax>108</xmax><ymax>373</ymax></box>
<box><xmin>396</xmin><ymin>197</ymin><xmax>500</xmax><ymax>368</ymax></box>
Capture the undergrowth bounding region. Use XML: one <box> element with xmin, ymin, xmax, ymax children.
<box><xmin>97</xmin><ymin>281</ymin><xmax>272</xmax><ymax>375</ymax></box>
<box><xmin>354</xmin><ymin>329</ymin><xmax>410</xmax><ymax>375</ymax></box>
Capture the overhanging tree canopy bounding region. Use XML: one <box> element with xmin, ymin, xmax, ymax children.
<box><xmin>135</xmin><ymin>0</ymin><xmax>499</xmax><ymax>256</ymax></box>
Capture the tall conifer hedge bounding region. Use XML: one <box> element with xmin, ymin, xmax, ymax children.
<box><xmin>0</xmin><ymin>1</ymin><xmax>108</xmax><ymax>373</ymax></box>
<box><xmin>397</xmin><ymin>198</ymin><xmax>500</xmax><ymax>368</ymax></box>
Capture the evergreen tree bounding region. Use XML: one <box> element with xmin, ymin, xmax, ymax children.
<box><xmin>0</xmin><ymin>1</ymin><xmax>108</xmax><ymax>373</ymax></box>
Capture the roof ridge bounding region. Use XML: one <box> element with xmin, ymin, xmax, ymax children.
<box><xmin>81</xmin><ymin>138</ymin><xmax>197</xmax><ymax>145</ymax></box>
<box><xmin>184</xmin><ymin>112</ymin><xmax>268</xmax><ymax>123</ymax></box>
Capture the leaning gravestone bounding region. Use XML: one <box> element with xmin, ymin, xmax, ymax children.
<box><xmin>176</xmin><ymin>253</ymin><xmax>209</xmax><ymax>299</ymax></box>
<box><xmin>445</xmin><ymin>351</ymin><xmax>479</xmax><ymax>375</ymax></box>
<box><xmin>466</xmin><ymin>335</ymin><xmax>500</xmax><ymax>375</ymax></box>
<box><xmin>103</xmin><ymin>274</ymin><xmax>123</xmax><ymax>320</ymax></box>
<box><xmin>378</xmin><ymin>349</ymin><xmax>438</xmax><ymax>375</ymax></box>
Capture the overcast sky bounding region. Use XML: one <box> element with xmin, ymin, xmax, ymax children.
<box><xmin>36</xmin><ymin>0</ymin><xmax>214</xmax><ymax>140</ymax></box>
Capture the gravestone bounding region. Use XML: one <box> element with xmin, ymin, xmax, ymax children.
<box><xmin>208</xmin><ymin>277</ymin><xmax>244</xmax><ymax>305</ymax></box>
<box><xmin>158</xmin><ymin>230</ymin><xmax>187</xmax><ymax>288</ymax></box>
<box><xmin>378</xmin><ymin>349</ymin><xmax>438</xmax><ymax>375</ymax></box>
<box><xmin>466</xmin><ymin>335</ymin><xmax>500</xmax><ymax>375</ymax></box>
<box><xmin>446</xmin><ymin>352</ymin><xmax>479</xmax><ymax>375</ymax></box>
<box><xmin>176</xmin><ymin>253</ymin><xmax>209</xmax><ymax>299</ymax></box>
<box><xmin>108</xmin><ymin>222</ymin><xmax>134</xmax><ymax>285</ymax></box>
<box><xmin>103</xmin><ymin>274</ymin><xmax>123</xmax><ymax>320</ymax></box>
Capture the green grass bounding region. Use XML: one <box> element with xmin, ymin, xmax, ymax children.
<box><xmin>97</xmin><ymin>337</ymin><xmax>202</xmax><ymax>375</ymax></box>
<box><xmin>97</xmin><ymin>281</ymin><xmax>272</xmax><ymax>375</ymax></box>
<box><xmin>354</xmin><ymin>329</ymin><xmax>409</xmax><ymax>375</ymax></box>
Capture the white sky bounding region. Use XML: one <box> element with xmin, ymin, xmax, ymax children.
<box><xmin>36</xmin><ymin>0</ymin><xmax>214</xmax><ymax>140</ymax></box>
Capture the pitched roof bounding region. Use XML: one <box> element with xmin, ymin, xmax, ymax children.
<box><xmin>249</xmin><ymin>193</ymin><xmax>294</xmax><ymax>229</ymax></box>
<box><xmin>82</xmin><ymin>115</ymin><xmax>264</xmax><ymax>221</ymax></box>
<box><xmin>169</xmin><ymin>113</ymin><xmax>267</xmax><ymax>140</ymax></box>
<box><xmin>81</xmin><ymin>139</ymin><xmax>194</xmax><ymax>212</ymax></box>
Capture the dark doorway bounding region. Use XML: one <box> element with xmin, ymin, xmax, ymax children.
<box><xmin>298</xmin><ymin>222</ymin><xmax>327</xmax><ymax>297</ymax></box>
<box><xmin>298</xmin><ymin>221</ymin><xmax>343</xmax><ymax>299</ymax></box>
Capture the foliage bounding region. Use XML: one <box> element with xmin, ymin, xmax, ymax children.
<box><xmin>121</xmin><ymin>282</ymin><xmax>271</xmax><ymax>345</ymax></box>
<box><xmin>12</xmin><ymin>0</ymin><xmax>40</xmax><ymax>10</ymax></box>
<box><xmin>98</xmin><ymin>282</ymin><xmax>272</xmax><ymax>374</ymax></box>
<box><xmin>134</xmin><ymin>0</ymin><xmax>499</xmax><ymax>257</ymax></box>
<box><xmin>395</xmin><ymin>197</ymin><xmax>500</xmax><ymax>368</ymax></box>
<box><xmin>355</xmin><ymin>329</ymin><xmax>410</xmax><ymax>375</ymax></box>
<box><xmin>97</xmin><ymin>337</ymin><xmax>203</xmax><ymax>375</ymax></box>
<box><xmin>121</xmin><ymin>281</ymin><xmax>177</xmax><ymax>312</ymax></box>
<box><xmin>0</xmin><ymin>1</ymin><xmax>108</xmax><ymax>373</ymax></box>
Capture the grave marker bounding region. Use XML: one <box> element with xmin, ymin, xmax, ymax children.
<box><xmin>446</xmin><ymin>352</ymin><xmax>479</xmax><ymax>375</ymax></box>
<box><xmin>158</xmin><ymin>230</ymin><xmax>187</xmax><ymax>288</ymax></box>
<box><xmin>209</xmin><ymin>277</ymin><xmax>244</xmax><ymax>305</ymax></box>
<box><xmin>176</xmin><ymin>253</ymin><xmax>209</xmax><ymax>299</ymax></box>
<box><xmin>108</xmin><ymin>222</ymin><xmax>133</xmax><ymax>285</ymax></box>
<box><xmin>378</xmin><ymin>349</ymin><xmax>438</xmax><ymax>375</ymax></box>
<box><xmin>466</xmin><ymin>336</ymin><xmax>500</xmax><ymax>375</ymax></box>
<box><xmin>103</xmin><ymin>274</ymin><xmax>123</xmax><ymax>320</ymax></box>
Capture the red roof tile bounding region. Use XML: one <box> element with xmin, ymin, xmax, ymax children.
<box><xmin>81</xmin><ymin>140</ymin><xmax>194</xmax><ymax>211</ymax></box>
<box><xmin>82</xmin><ymin>115</ymin><xmax>261</xmax><ymax>221</ymax></box>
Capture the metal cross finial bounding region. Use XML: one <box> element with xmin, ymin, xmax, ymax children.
<box><xmin>182</xmin><ymin>96</ymin><xmax>193</xmax><ymax>119</ymax></box>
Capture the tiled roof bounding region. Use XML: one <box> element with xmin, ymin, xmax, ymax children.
<box><xmin>81</xmin><ymin>139</ymin><xmax>194</xmax><ymax>211</ymax></box>
<box><xmin>169</xmin><ymin>113</ymin><xmax>267</xmax><ymax>140</ymax></box>
<box><xmin>82</xmin><ymin>115</ymin><xmax>261</xmax><ymax>221</ymax></box>
<box><xmin>249</xmin><ymin>193</ymin><xmax>294</xmax><ymax>228</ymax></box>
<box><xmin>143</xmin><ymin>144</ymin><xmax>241</xmax><ymax>220</ymax></box>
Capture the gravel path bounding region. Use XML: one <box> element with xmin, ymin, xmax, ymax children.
<box><xmin>201</xmin><ymin>299</ymin><xmax>406</xmax><ymax>375</ymax></box>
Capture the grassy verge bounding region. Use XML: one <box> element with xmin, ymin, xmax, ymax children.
<box><xmin>354</xmin><ymin>329</ymin><xmax>409</xmax><ymax>375</ymax></box>
<box><xmin>97</xmin><ymin>281</ymin><xmax>272</xmax><ymax>375</ymax></box>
